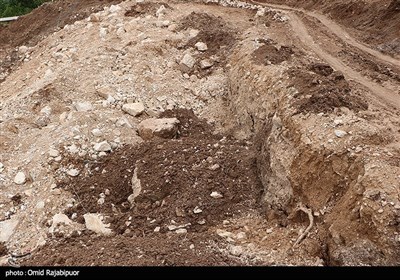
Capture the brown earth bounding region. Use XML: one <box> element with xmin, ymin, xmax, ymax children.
<box><xmin>22</xmin><ymin>109</ymin><xmax>263</xmax><ymax>266</ymax></box>
<box><xmin>23</xmin><ymin>234</ymin><xmax>243</xmax><ymax>266</ymax></box>
<box><xmin>252</xmin><ymin>39</ymin><xmax>294</xmax><ymax>65</ymax></box>
<box><xmin>290</xmin><ymin>64</ymin><xmax>369</xmax><ymax>114</ymax></box>
<box><xmin>0</xmin><ymin>243</ymin><xmax>8</xmax><ymax>257</ymax></box>
<box><xmin>253</xmin><ymin>0</ymin><xmax>400</xmax><ymax>55</ymax></box>
<box><xmin>124</xmin><ymin>1</ymin><xmax>172</xmax><ymax>17</ymax></box>
<box><xmin>177</xmin><ymin>12</ymin><xmax>238</xmax><ymax>76</ymax></box>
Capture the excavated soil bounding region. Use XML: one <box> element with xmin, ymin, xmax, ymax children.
<box><xmin>252</xmin><ymin>39</ymin><xmax>294</xmax><ymax>65</ymax></box>
<box><xmin>290</xmin><ymin>65</ymin><xmax>369</xmax><ymax>114</ymax></box>
<box><xmin>124</xmin><ymin>1</ymin><xmax>172</xmax><ymax>17</ymax></box>
<box><xmin>22</xmin><ymin>110</ymin><xmax>263</xmax><ymax>266</ymax></box>
<box><xmin>24</xmin><ymin>234</ymin><xmax>243</xmax><ymax>266</ymax></box>
<box><xmin>177</xmin><ymin>12</ymin><xmax>238</xmax><ymax>76</ymax></box>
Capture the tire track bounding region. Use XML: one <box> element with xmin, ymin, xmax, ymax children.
<box><xmin>250</xmin><ymin>0</ymin><xmax>400</xmax><ymax>110</ymax></box>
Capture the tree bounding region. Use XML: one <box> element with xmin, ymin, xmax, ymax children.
<box><xmin>0</xmin><ymin>0</ymin><xmax>49</xmax><ymax>17</ymax></box>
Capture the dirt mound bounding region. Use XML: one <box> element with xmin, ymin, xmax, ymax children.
<box><xmin>59</xmin><ymin>109</ymin><xmax>262</xmax><ymax>234</ymax></box>
<box><xmin>25</xmin><ymin>109</ymin><xmax>264</xmax><ymax>265</ymax></box>
<box><xmin>0</xmin><ymin>0</ymin><xmax>123</xmax><ymax>49</ymax></box>
<box><xmin>252</xmin><ymin>39</ymin><xmax>294</xmax><ymax>65</ymax></box>
<box><xmin>177</xmin><ymin>12</ymin><xmax>237</xmax><ymax>76</ymax></box>
<box><xmin>290</xmin><ymin>64</ymin><xmax>368</xmax><ymax>114</ymax></box>
<box><xmin>124</xmin><ymin>1</ymin><xmax>171</xmax><ymax>17</ymax></box>
<box><xmin>23</xmin><ymin>233</ymin><xmax>242</xmax><ymax>266</ymax></box>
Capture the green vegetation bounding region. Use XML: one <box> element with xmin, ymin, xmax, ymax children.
<box><xmin>0</xmin><ymin>0</ymin><xmax>49</xmax><ymax>18</ymax></box>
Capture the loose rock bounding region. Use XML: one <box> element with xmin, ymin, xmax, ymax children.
<box><xmin>200</xmin><ymin>59</ymin><xmax>214</xmax><ymax>69</ymax></box>
<box><xmin>48</xmin><ymin>148</ymin><xmax>60</xmax><ymax>158</ymax></box>
<box><xmin>83</xmin><ymin>213</ymin><xmax>112</xmax><ymax>236</ymax></box>
<box><xmin>14</xmin><ymin>172</ymin><xmax>26</xmax><ymax>185</ymax></box>
<box><xmin>138</xmin><ymin>118</ymin><xmax>180</xmax><ymax>140</ymax></box>
<box><xmin>180</xmin><ymin>54</ymin><xmax>196</xmax><ymax>69</ymax></box>
<box><xmin>122</xmin><ymin>102</ymin><xmax>145</xmax><ymax>117</ymax></box>
<box><xmin>210</xmin><ymin>191</ymin><xmax>223</xmax><ymax>198</ymax></box>
<box><xmin>74</xmin><ymin>101</ymin><xmax>93</xmax><ymax>112</ymax></box>
<box><xmin>66</xmin><ymin>168</ymin><xmax>80</xmax><ymax>177</ymax></box>
<box><xmin>94</xmin><ymin>141</ymin><xmax>111</xmax><ymax>152</ymax></box>
<box><xmin>334</xmin><ymin>129</ymin><xmax>347</xmax><ymax>138</ymax></box>
<box><xmin>195</xmin><ymin>42</ymin><xmax>208</xmax><ymax>51</ymax></box>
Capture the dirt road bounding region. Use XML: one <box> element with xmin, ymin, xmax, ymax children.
<box><xmin>251</xmin><ymin>0</ymin><xmax>400</xmax><ymax>110</ymax></box>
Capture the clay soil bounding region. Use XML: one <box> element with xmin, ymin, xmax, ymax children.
<box><xmin>23</xmin><ymin>109</ymin><xmax>263</xmax><ymax>266</ymax></box>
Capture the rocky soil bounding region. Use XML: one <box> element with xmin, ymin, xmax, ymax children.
<box><xmin>0</xmin><ymin>0</ymin><xmax>399</xmax><ymax>266</ymax></box>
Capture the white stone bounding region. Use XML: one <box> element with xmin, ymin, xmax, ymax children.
<box><xmin>49</xmin><ymin>148</ymin><xmax>59</xmax><ymax>158</ymax></box>
<box><xmin>109</xmin><ymin>5</ymin><xmax>121</xmax><ymax>13</ymax></box>
<box><xmin>83</xmin><ymin>213</ymin><xmax>112</xmax><ymax>236</ymax></box>
<box><xmin>193</xmin><ymin>206</ymin><xmax>203</xmax><ymax>214</ymax></box>
<box><xmin>67</xmin><ymin>144</ymin><xmax>79</xmax><ymax>154</ymax></box>
<box><xmin>334</xmin><ymin>129</ymin><xmax>347</xmax><ymax>138</ymax></box>
<box><xmin>176</xmin><ymin>228</ymin><xmax>187</xmax><ymax>234</ymax></box>
<box><xmin>333</xmin><ymin>119</ymin><xmax>343</xmax><ymax>126</ymax></box>
<box><xmin>40</xmin><ymin>106</ymin><xmax>52</xmax><ymax>115</ymax></box>
<box><xmin>14</xmin><ymin>172</ymin><xmax>26</xmax><ymax>185</ymax></box>
<box><xmin>0</xmin><ymin>218</ymin><xmax>19</xmax><ymax>242</ymax></box>
<box><xmin>138</xmin><ymin>118</ymin><xmax>180</xmax><ymax>140</ymax></box>
<box><xmin>91</xmin><ymin>128</ymin><xmax>103</xmax><ymax>137</ymax></box>
<box><xmin>195</xmin><ymin>42</ymin><xmax>208</xmax><ymax>51</ymax></box>
<box><xmin>36</xmin><ymin>201</ymin><xmax>45</xmax><ymax>209</ymax></box>
<box><xmin>156</xmin><ymin>20</ymin><xmax>170</xmax><ymax>28</ymax></box>
<box><xmin>200</xmin><ymin>59</ymin><xmax>213</xmax><ymax>69</ymax></box>
<box><xmin>180</xmin><ymin>54</ymin><xmax>196</xmax><ymax>69</ymax></box>
<box><xmin>74</xmin><ymin>101</ymin><xmax>93</xmax><ymax>112</ymax></box>
<box><xmin>94</xmin><ymin>141</ymin><xmax>111</xmax><ymax>152</ymax></box>
<box><xmin>230</xmin><ymin>245</ymin><xmax>243</xmax><ymax>256</ymax></box>
<box><xmin>168</xmin><ymin>225</ymin><xmax>178</xmax><ymax>231</ymax></box>
<box><xmin>209</xmin><ymin>164</ymin><xmax>220</xmax><ymax>171</ymax></box>
<box><xmin>66</xmin><ymin>168</ymin><xmax>80</xmax><ymax>177</ymax></box>
<box><xmin>18</xmin><ymin>46</ymin><xmax>28</xmax><ymax>54</ymax></box>
<box><xmin>97</xmin><ymin>197</ymin><xmax>105</xmax><ymax>205</ymax></box>
<box><xmin>210</xmin><ymin>191</ymin><xmax>223</xmax><ymax>198</ymax></box>
<box><xmin>122</xmin><ymin>102</ymin><xmax>145</xmax><ymax>117</ymax></box>
<box><xmin>130</xmin><ymin>167</ymin><xmax>142</xmax><ymax>201</ymax></box>
<box><xmin>156</xmin><ymin>5</ymin><xmax>167</xmax><ymax>17</ymax></box>
<box><xmin>189</xmin><ymin>29</ymin><xmax>199</xmax><ymax>39</ymax></box>
<box><xmin>154</xmin><ymin>226</ymin><xmax>161</xmax><ymax>232</ymax></box>
<box><xmin>49</xmin><ymin>213</ymin><xmax>72</xmax><ymax>233</ymax></box>
<box><xmin>216</xmin><ymin>229</ymin><xmax>234</xmax><ymax>238</ymax></box>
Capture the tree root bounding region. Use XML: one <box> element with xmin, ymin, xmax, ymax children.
<box><xmin>293</xmin><ymin>203</ymin><xmax>314</xmax><ymax>248</ymax></box>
